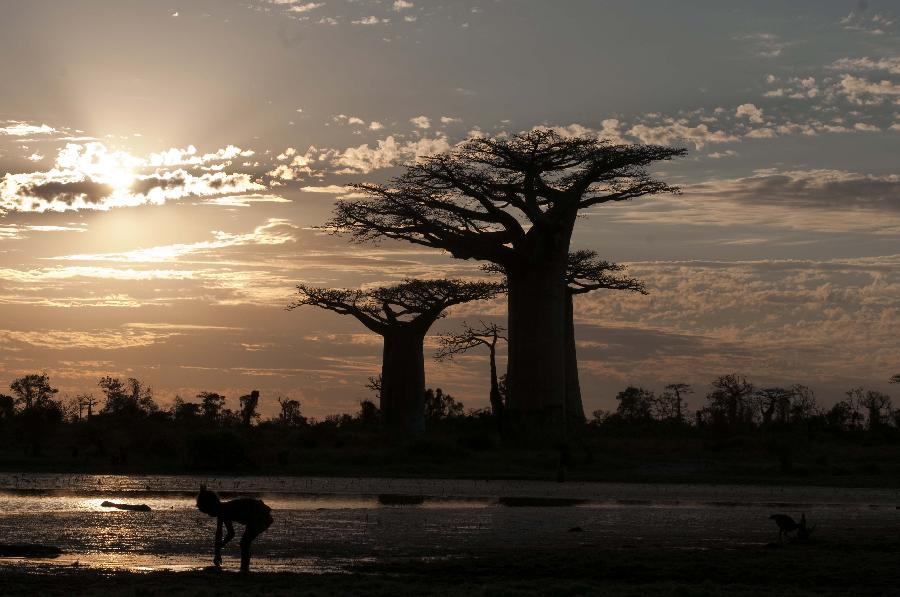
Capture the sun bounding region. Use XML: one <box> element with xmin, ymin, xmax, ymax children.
<box><xmin>98</xmin><ymin>163</ymin><xmax>136</xmax><ymax>192</ymax></box>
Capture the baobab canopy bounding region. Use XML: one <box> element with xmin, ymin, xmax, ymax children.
<box><xmin>325</xmin><ymin>130</ymin><xmax>685</xmax><ymax>441</ymax></box>
<box><xmin>289</xmin><ymin>278</ymin><xmax>504</xmax><ymax>434</ymax></box>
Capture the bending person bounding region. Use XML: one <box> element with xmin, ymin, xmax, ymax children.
<box><xmin>196</xmin><ymin>485</ymin><xmax>273</xmax><ymax>572</ymax></box>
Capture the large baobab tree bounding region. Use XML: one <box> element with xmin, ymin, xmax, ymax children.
<box><xmin>564</xmin><ymin>250</ymin><xmax>646</xmax><ymax>423</ymax></box>
<box><xmin>436</xmin><ymin>321</ymin><xmax>507</xmax><ymax>431</ymax></box>
<box><xmin>288</xmin><ymin>279</ymin><xmax>503</xmax><ymax>434</ymax></box>
<box><xmin>325</xmin><ymin>130</ymin><xmax>684</xmax><ymax>439</ymax></box>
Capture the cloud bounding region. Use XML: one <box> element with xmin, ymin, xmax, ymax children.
<box><xmin>740</xmin><ymin>33</ymin><xmax>787</xmax><ymax>58</ymax></box>
<box><xmin>266</xmin><ymin>147</ymin><xmax>318</xmax><ymax>180</ymax></box>
<box><xmin>300</xmin><ymin>185</ymin><xmax>350</xmax><ymax>194</ymax></box>
<box><xmin>410</xmin><ymin>115</ymin><xmax>431</xmax><ymax>129</ymax></box>
<box><xmin>287</xmin><ymin>2</ymin><xmax>323</xmax><ymax>13</ymax></box>
<box><xmin>568</xmin><ymin>256</ymin><xmax>900</xmax><ymax>394</ymax></box>
<box><xmin>21</xmin><ymin>180</ymin><xmax>115</xmax><ymax>205</ymax></box>
<box><xmin>0</xmin><ymin>121</ymin><xmax>56</xmax><ymax>136</ymax></box>
<box><xmin>204</xmin><ymin>193</ymin><xmax>292</xmax><ymax>207</ymax></box>
<box><xmin>352</xmin><ymin>16</ymin><xmax>388</xmax><ymax>25</ymax></box>
<box><xmin>50</xmin><ymin>218</ymin><xmax>298</xmax><ymax>263</ymax></box>
<box><xmin>831</xmin><ymin>56</ymin><xmax>900</xmax><ymax>75</ymax></box>
<box><xmin>627</xmin><ymin>121</ymin><xmax>737</xmax><ymax>149</ymax></box>
<box><xmin>839</xmin><ymin>74</ymin><xmax>900</xmax><ymax>104</ymax></box>
<box><xmin>736</xmin><ymin>103</ymin><xmax>764</xmax><ymax>124</ymax></box>
<box><xmin>0</xmin><ymin>327</ymin><xmax>181</xmax><ymax>350</ymax></box>
<box><xmin>688</xmin><ymin>168</ymin><xmax>900</xmax><ymax>212</ymax></box>
<box><xmin>839</xmin><ymin>9</ymin><xmax>897</xmax><ymax>35</ymax></box>
<box><xmin>334</xmin><ymin>135</ymin><xmax>450</xmax><ymax>174</ymax></box>
<box><xmin>1</xmin><ymin>142</ymin><xmax>264</xmax><ymax>213</ymax></box>
<box><xmin>393</xmin><ymin>0</ymin><xmax>414</xmax><ymax>10</ymax></box>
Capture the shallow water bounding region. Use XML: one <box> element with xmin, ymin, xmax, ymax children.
<box><xmin>1</xmin><ymin>474</ymin><xmax>898</xmax><ymax>572</ymax></box>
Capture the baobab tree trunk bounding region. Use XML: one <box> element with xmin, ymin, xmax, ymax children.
<box><xmin>488</xmin><ymin>345</ymin><xmax>504</xmax><ymax>433</ymax></box>
<box><xmin>504</xmin><ymin>247</ymin><xmax>569</xmax><ymax>442</ymax></box>
<box><xmin>379</xmin><ymin>330</ymin><xmax>426</xmax><ymax>435</ymax></box>
<box><xmin>564</xmin><ymin>292</ymin><xmax>587</xmax><ymax>424</ymax></box>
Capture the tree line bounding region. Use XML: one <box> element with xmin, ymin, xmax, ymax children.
<box><xmin>595</xmin><ymin>374</ymin><xmax>900</xmax><ymax>434</ymax></box>
<box><xmin>2</xmin><ymin>370</ymin><xmax>898</xmax><ymax>472</ymax></box>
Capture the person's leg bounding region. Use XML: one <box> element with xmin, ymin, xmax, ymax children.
<box><xmin>240</xmin><ymin>527</ymin><xmax>260</xmax><ymax>572</ymax></box>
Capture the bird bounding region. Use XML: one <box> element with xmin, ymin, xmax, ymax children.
<box><xmin>769</xmin><ymin>513</ymin><xmax>812</xmax><ymax>542</ymax></box>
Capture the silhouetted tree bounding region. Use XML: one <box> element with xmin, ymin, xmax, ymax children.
<box><xmin>825</xmin><ymin>399</ymin><xmax>854</xmax><ymax>431</ymax></box>
<box><xmin>10</xmin><ymin>373</ymin><xmax>58</xmax><ymax>410</ymax></box>
<box><xmin>277</xmin><ymin>397</ymin><xmax>307</xmax><ymax>427</ymax></box>
<box><xmin>843</xmin><ymin>387</ymin><xmax>867</xmax><ymax>430</ymax></box>
<box><xmin>172</xmin><ymin>396</ymin><xmax>202</xmax><ymax>422</ymax></box>
<box><xmin>239</xmin><ymin>390</ymin><xmax>261</xmax><ymax>427</ymax></box>
<box><xmin>199</xmin><ymin>392</ymin><xmax>227</xmax><ymax>423</ymax></box>
<box><xmin>564</xmin><ymin>251</ymin><xmax>646</xmax><ymax>423</ymax></box>
<box><xmin>859</xmin><ymin>389</ymin><xmax>892</xmax><ymax>430</ymax></box>
<box><xmin>424</xmin><ymin>388</ymin><xmax>464</xmax><ymax>423</ymax></box>
<box><xmin>98</xmin><ymin>376</ymin><xmax>158</xmax><ymax>416</ymax></box>
<box><xmin>757</xmin><ymin>387</ymin><xmax>794</xmax><ymax>426</ymax></box>
<box><xmin>77</xmin><ymin>393</ymin><xmax>98</xmax><ymax>419</ymax></box>
<box><xmin>325</xmin><ymin>130</ymin><xmax>684</xmax><ymax>439</ymax></box>
<box><xmin>614</xmin><ymin>386</ymin><xmax>655</xmax><ymax>423</ymax></box>
<box><xmin>703</xmin><ymin>374</ymin><xmax>755</xmax><ymax>429</ymax></box>
<box><xmin>9</xmin><ymin>373</ymin><xmax>62</xmax><ymax>455</ymax></box>
<box><xmin>657</xmin><ymin>383</ymin><xmax>692</xmax><ymax>423</ymax></box>
<box><xmin>289</xmin><ymin>279</ymin><xmax>503</xmax><ymax>434</ymax></box>
<box><xmin>890</xmin><ymin>374</ymin><xmax>900</xmax><ymax>384</ymax></box>
<box><xmin>436</xmin><ymin>321</ymin><xmax>507</xmax><ymax>431</ymax></box>
<box><xmin>787</xmin><ymin>385</ymin><xmax>818</xmax><ymax>423</ymax></box>
<box><xmin>357</xmin><ymin>399</ymin><xmax>380</xmax><ymax>427</ymax></box>
<box><xmin>0</xmin><ymin>393</ymin><xmax>13</xmax><ymax>421</ymax></box>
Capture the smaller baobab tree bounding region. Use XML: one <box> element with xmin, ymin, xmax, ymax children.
<box><xmin>436</xmin><ymin>321</ymin><xmax>507</xmax><ymax>431</ymax></box>
<box><xmin>289</xmin><ymin>279</ymin><xmax>504</xmax><ymax>435</ymax></box>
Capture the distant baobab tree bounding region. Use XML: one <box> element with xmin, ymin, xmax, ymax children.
<box><xmin>325</xmin><ymin>129</ymin><xmax>684</xmax><ymax>440</ymax></box>
<box><xmin>436</xmin><ymin>321</ymin><xmax>507</xmax><ymax>431</ymax></box>
<box><xmin>289</xmin><ymin>279</ymin><xmax>503</xmax><ymax>434</ymax></box>
<box><xmin>701</xmin><ymin>374</ymin><xmax>756</xmax><ymax>429</ymax></box>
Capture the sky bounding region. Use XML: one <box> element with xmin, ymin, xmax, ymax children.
<box><xmin>1</xmin><ymin>0</ymin><xmax>898</xmax><ymax>419</ymax></box>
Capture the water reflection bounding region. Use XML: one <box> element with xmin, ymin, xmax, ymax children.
<box><xmin>1</xmin><ymin>474</ymin><xmax>898</xmax><ymax>573</ymax></box>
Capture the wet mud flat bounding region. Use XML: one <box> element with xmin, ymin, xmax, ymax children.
<box><xmin>1</xmin><ymin>474</ymin><xmax>899</xmax><ymax>594</ymax></box>
<box><xmin>3</xmin><ymin>538</ymin><xmax>900</xmax><ymax>597</ymax></box>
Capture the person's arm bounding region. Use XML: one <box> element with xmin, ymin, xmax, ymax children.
<box><xmin>221</xmin><ymin>520</ymin><xmax>235</xmax><ymax>548</ymax></box>
<box><xmin>214</xmin><ymin>517</ymin><xmax>223</xmax><ymax>566</ymax></box>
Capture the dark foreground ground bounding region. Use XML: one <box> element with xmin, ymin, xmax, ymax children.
<box><xmin>2</xmin><ymin>539</ymin><xmax>899</xmax><ymax>597</ymax></box>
